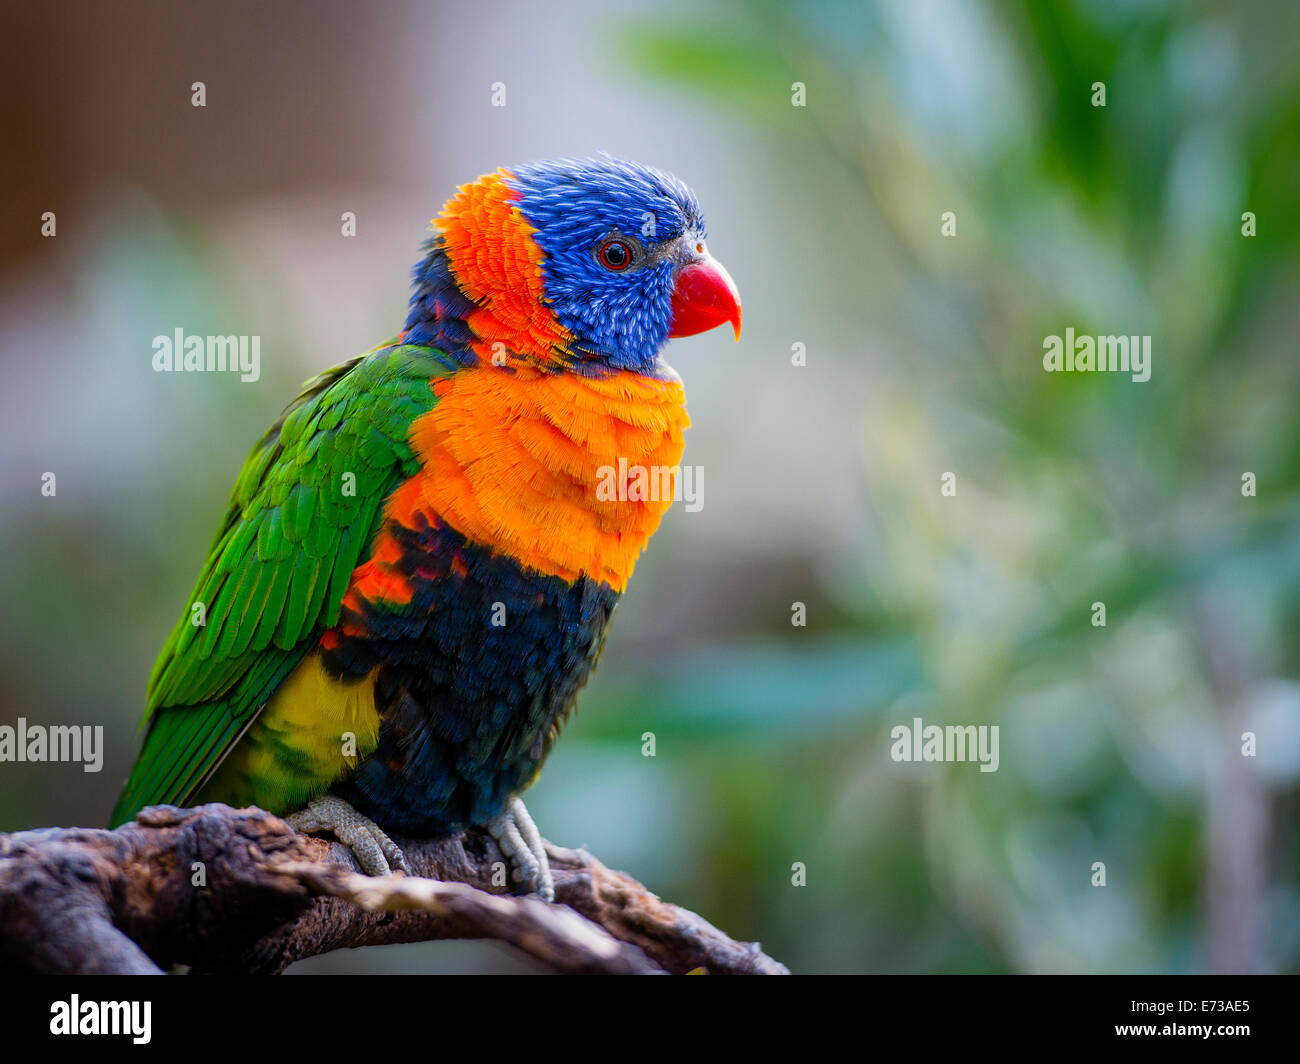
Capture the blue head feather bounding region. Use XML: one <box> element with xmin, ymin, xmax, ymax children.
<box><xmin>507</xmin><ymin>156</ymin><xmax>706</xmax><ymax>374</ymax></box>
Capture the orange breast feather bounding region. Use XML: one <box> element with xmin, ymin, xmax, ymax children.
<box><xmin>399</xmin><ymin>366</ymin><xmax>690</xmax><ymax>591</ymax></box>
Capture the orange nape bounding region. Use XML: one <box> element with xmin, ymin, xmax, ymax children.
<box><xmin>364</xmin><ymin>365</ymin><xmax>692</xmax><ymax>592</ymax></box>
<box><xmin>436</xmin><ymin>170</ymin><xmax>573</xmax><ymax>368</ymax></box>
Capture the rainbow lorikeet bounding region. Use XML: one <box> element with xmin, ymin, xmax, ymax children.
<box><xmin>109</xmin><ymin>157</ymin><xmax>741</xmax><ymax>899</ymax></box>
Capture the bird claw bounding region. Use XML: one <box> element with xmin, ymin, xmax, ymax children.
<box><xmin>285</xmin><ymin>795</ymin><xmax>411</xmax><ymax>877</ymax></box>
<box><xmin>486</xmin><ymin>796</ymin><xmax>554</xmax><ymax>902</ymax></box>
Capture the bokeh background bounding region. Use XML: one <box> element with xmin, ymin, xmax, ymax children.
<box><xmin>2</xmin><ymin>0</ymin><xmax>1298</xmax><ymax>973</ymax></box>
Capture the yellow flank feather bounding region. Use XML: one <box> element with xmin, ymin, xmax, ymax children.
<box><xmin>196</xmin><ymin>652</ymin><xmax>380</xmax><ymax>813</ymax></box>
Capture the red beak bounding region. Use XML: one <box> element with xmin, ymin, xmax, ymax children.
<box><xmin>668</xmin><ymin>256</ymin><xmax>742</xmax><ymax>341</ymax></box>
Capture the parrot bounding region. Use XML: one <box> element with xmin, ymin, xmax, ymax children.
<box><xmin>109</xmin><ymin>156</ymin><xmax>742</xmax><ymax>900</ymax></box>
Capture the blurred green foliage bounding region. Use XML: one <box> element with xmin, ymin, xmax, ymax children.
<box><xmin>601</xmin><ymin>0</ymin><xmax>1300</xmax><ymax>972</ymax></box>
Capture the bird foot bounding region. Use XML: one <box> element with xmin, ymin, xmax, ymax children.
<box><xmin>486</xmin><ymin>796</ymin><xmax>554</xmax><ymax>902</ymax></box>
<box><xmin>285</xmin><ymin>795</ymin><xmax>411</xmax><ymax>877</ymax></box>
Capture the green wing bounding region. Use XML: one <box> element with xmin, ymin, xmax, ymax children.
<box><xmin>110</xmin><ymin>342</ymin><xmax>454</xmax><ymax>826</ymax></box>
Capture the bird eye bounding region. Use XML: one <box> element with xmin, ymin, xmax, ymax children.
<box><xmin>597</xmin><ymin>238</ymin><xmax>634</xmax><ymax>272</ymax></box>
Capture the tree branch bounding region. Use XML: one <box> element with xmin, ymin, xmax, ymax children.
<box><xmin>0</xmin><ymin>804</ymin><xmax>786</xmax><ymax>975</ymax></box>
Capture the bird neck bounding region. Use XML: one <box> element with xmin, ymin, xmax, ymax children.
<box><xmin>349</xmin><ymin>363</ymin><xmax>690</xmax><ymax>594</ymax></box>
<box><xmin>402</xmin><ymin>237</ymin><xmax>495</xmax><ymax>365</ymax></box>
<box><xmin>403</xmin><ymin>215</ymin><xmax>578</xmax><ymax>371</ymax></box>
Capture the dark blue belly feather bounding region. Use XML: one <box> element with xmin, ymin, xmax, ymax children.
<box><xmin>321</xmin><ymin>517</ymin><xmax>618</xmax><ymax>835</ymax></box>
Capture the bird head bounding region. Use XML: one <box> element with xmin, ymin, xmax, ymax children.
<box><xmin>412</xmin><ymin>156</ymin><xmax>741</xmax><ymax>374</ymax></box>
